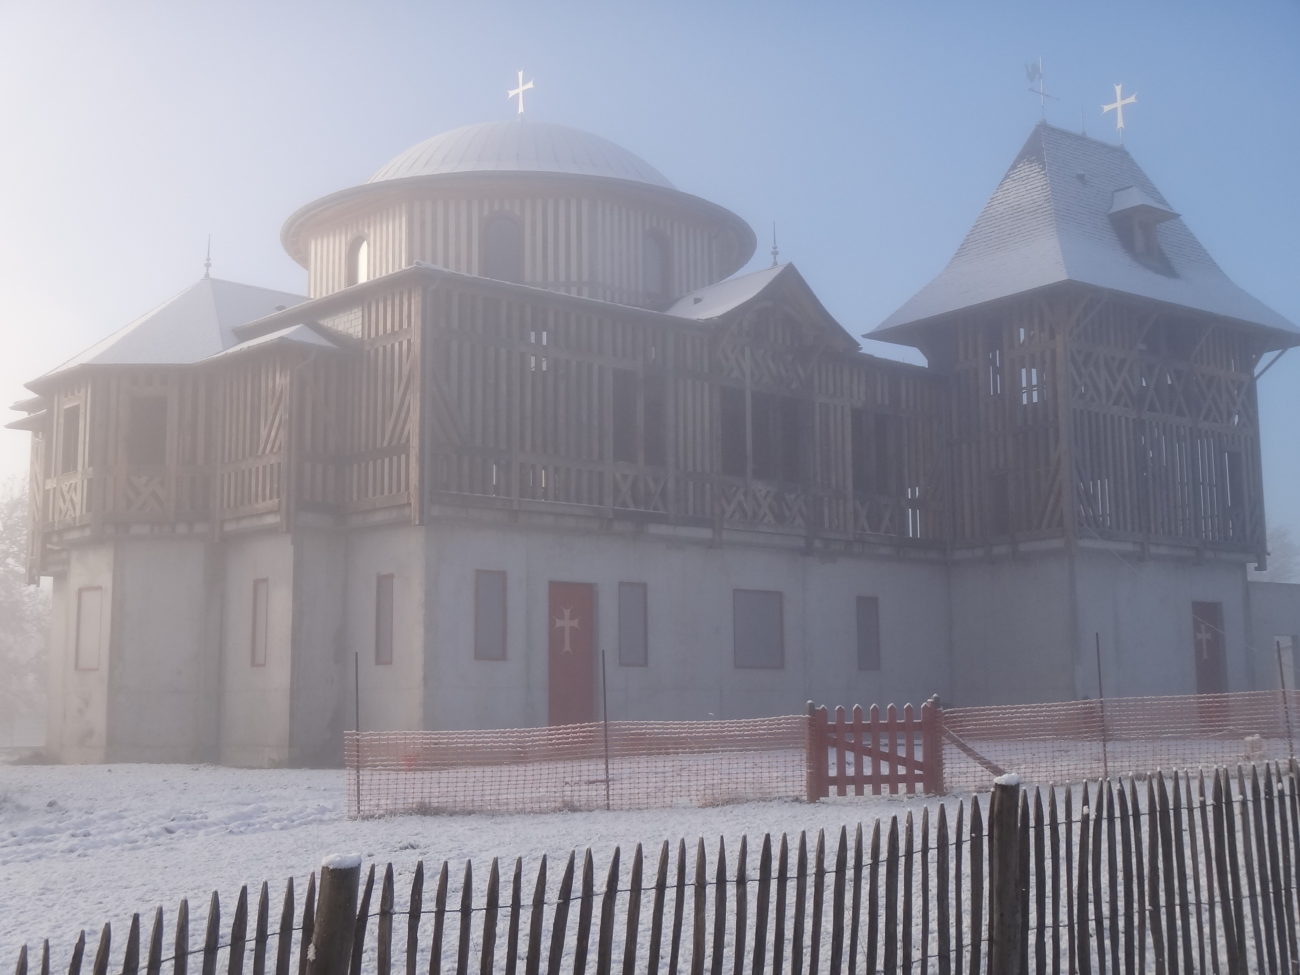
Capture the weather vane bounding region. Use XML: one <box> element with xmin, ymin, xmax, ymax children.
<box><xmin>1102</xmin><ymin>83</ymin><xmax>1137</xmax><ymax>140</ymax></box>
<box><xmin>770</xmin><ymin>222</ymin><xmax>780</xmax><ymax>267</ymax></box>
<box><xmin>508</xmin><ymin>70</ymin><xmax>534</xmax><ymax>116</ymax></box>
<box><xmin>1024</xmin><ymin>57</ymin><xmax>1057</xmax><ymax>116</ymax></box>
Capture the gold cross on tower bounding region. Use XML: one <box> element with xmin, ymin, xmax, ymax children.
<box><xmin>1102</xmin><ymin>83</ymin><xmax>1137</xmax><ymax>137</ymax></box>
<box><xmin>508</xmin><ymin>70</ymin><xmax>535</xmax><ymax>116</ymax></box>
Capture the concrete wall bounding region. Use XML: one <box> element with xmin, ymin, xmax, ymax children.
<box><xmin>1247</xmin><ymin>580</ymin><xmax>1300</xmax><ymax>689</ymax></box>
<box><xmin>219</xmin><ymin>533</ymin><xmax>295</xmax><ymax>765</ymax></box>
<box><xmin>107</xmin><ymin>538</ymin><xmax>220</xmax><ymax>761</ymax></box>
<box><xmin>420</xmin><ymin>519</ymin><xmax>952</xmax><ymax>730</ymax></box>
<box><xmin>289</xmin><ymin>527</ymin><xmax>348</xmax><ymax>765</ymax></box>
<box><xmin>46</xmin><ymin>545</ymin><xmax>115</xmax><ymax>762</ymax></box>
<box><xmin>948</xmin><ymin>551</ymin><xmax>1075</xmax><ymax>706</ymax></box>
<box><xmin>1072</xmin><ymin>550</ymin><xmax>1250</xmax><ymax>697</ymax></box>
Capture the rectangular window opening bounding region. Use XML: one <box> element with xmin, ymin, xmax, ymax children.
<box><xmin>618</xmin><ymin>581</ymin><xmax>648</xmax><ymax>667</ymax></box>
<box><xmin>733</xmin><ymin>589</ymin><xmax>784</xmax><ymax>669</ymax></box>
<box><xmin>474</xmin><ymin>569</ymin><xmax>507</xmax><ymax>660</ymax></box>
<box><xmin>251</xmin><ymin>578</ymin><xmax>269</xmax><ymax>667</ymax></box>
<box><xmin>856</xmin><ymin>596</ymin><xmax>881</xmax><ymax>671</ymax></box>
<box><xmin>75</xmin><ymin>586</ymin><xmax>103</xmax><ymax>671</ymax></box>
<box><xmin>375</xmin><ymin>574</ymin><xmax>394</xmax><ymax>666</ymax></box>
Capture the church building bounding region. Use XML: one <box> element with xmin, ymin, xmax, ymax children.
<box><xmin>13</xmin><ymin>110</ymin><xmax>1300</xmax><ymax>765</ymax></box>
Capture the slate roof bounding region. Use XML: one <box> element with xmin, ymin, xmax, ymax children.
<box><xmin>203</xmin><ymin>323</ymin><xmax>341</xmax><ymax>361</ymax></box>
<box><xmin>872</xmin><ymin>122</ymin><xmax>1298</xmax><ymax>348</ymax></box>
<box><xmin>35</xmin><ymin>277</ymin><xmax>306</xmax><ymax>385</ymax></box>
<box><xmin>370</xmin><ymin>119</ymin><xmax>674</xmax><ymax>189</ymax></box>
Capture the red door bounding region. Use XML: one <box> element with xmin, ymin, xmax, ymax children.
<box><xmin>548</xmin><ymin>582</ymin><xmax>596</xmax><ymax>726</ymax></box>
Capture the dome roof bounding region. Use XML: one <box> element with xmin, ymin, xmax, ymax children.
<box><xmin>369</xmin><ymin>119</ymin><xmax>674</xmax><ymax>189</ymax></box>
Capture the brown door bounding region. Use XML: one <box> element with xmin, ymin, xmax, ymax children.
<box><xmin>1193</xmin><ymin>601</ymin><xmax>1228</xmax><ymax>695</ymax></box>
<box><xmin>548</xmin><ymin>581</ymin><xmax>596</xmax><ymax>726</ymax></box>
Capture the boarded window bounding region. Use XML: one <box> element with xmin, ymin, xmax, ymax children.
<box><xmin>612</xmin><ymin>372</ymin><xmax>668</xmax><ymax>467</ymax></box>
<box><xmin>75</xmin><ymin>586</ymin><xmax>103</xmax><ymax>671</ymax></box>
<box><xmin>733</xmin><ymin>589</ymin><xmax>784</xmax><ymax>669</ymax></box>
<box><xmin>375</xmin><ymin>574</ymin><xmax>394</xmax><ymax>665</ymax></box>
<box><xmin>474</xmin><ymin>569</ymin><xmax>507</xmax><ymax>660</ymax></box>
<box><xmin>482</xmin><ymin>215</ymin><xmax>524</xmax><ymax>283</ymax></box>
<box><xmin>60</xmin><ymin>404</ymin><xmax>81</xmax><ymax>474</ymax></box>
<box><xmin>856</xmin><ymin>596</ymin><xmax>881</xmax><ymax>671</ymax></box>
<box><xmin>125</xmin><ymin>395</ymin><xmax>167</xmax><ymax>465</ymax></box>
<box><xmin>618</xmin><ymin>582</ymin><xmax>648</xmax><ymax>666</ymax></box>
<box><xmin>251</xmin><ymin>578</ymin><xmax>268</xmax><ymax>667</ymax></box>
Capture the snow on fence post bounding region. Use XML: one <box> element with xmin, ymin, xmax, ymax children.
<box><xmin>921</xmin><ymin>695</ymin><xmax>945</xmax><ymax>795</ymax></box>
<box><xmin>307</xmin><ymin>855</ymin><xmax>361</xmax><ymax>975</ymax></box>
<box><xmin>987</xmin><ymin>773</ymin><xmax>1024</xmax><ymax>975</ymax></box>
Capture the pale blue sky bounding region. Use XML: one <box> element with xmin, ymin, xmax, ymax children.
<box><xmin>1</xmin><ymin>0</ymin><xmax>1296</xmax><ymax>538</ymax></box>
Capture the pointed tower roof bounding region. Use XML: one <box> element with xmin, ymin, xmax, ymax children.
<box><xmin>32</xmin><ymin>277</ymin><xmax>306</xmax><ymax>388</ymax></box>
<box><xmin>871</xmin><ymin>122</ymin><xmax>1297</xmax><ymax>348</ymax></box>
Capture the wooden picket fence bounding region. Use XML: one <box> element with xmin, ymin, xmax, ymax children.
<box><xmin>16</xmin><ymin>760</ymin><xmax>1300</xmax><ymax>975</ymax></box>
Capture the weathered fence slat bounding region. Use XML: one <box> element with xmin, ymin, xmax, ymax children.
<box><xmin>230</xmin><ymin>886</ymin><xmax>248</xmax><ymax>975</ymax></box>
<box><xmin>90</xmin><ymin>925</ymin><xmax>109</xmax><ymax>975</ymax></box>
<box><xmin>668</xmin><ymin>840</ymin><xmax>686</xmax><ymax>975</ymax></box>
<box><xmin>350</xmin><ymin>866</ymin><xmax>375</xmax><ymax>975</ymax></box>
<box><xmin>689</xmin><ymin>840</ymin><xmax>706</xmax><ymax>975</ymax></box>
<box><xmin>1170</xmin><ymin>774</ymin><xmax>1194</xmax><ymax>975</ymax></box>
<box><xmin>573</xmin><ymin>850</ymin><xmax>594</xmax><ymax>975</ymax></box>
<box><xmin>17</xmin><ymin>944</ymin><xmax>28</xmax><ymax>975</ymax></box>
<box><xmin>953</xmin><ymin>803</ymin><xmax>964</xmax><ymax>975</ymax></box>
<box><xmin>646</xmin><ymin>845</ymin><xmax>667</xmax><ymax>975</ymax></box>
<box><xmin>709</xmin><ymin>841</ymin><xmax>725</xmax><ymax>975</ymax></box>
<box><xmin>900</xmin><ymin>815</ymin><xmax>913</xmax><ymax>975</ymax></box>
<box><xmin>298</xmin><ymin>875</ymin><xmax>315</xmax><ymax>975</ymax></box>
<box><xmin>773</xmin><ymin>835</ymin><xmax>789</xmax><ymax>975</ymax></box>
<box><xmin>936</xmin><ymin>807</ymin><xmax>951</xmax><ymax>975</ymax></box>
<box><xmin>480</xmin><ymin>858</ymin><xmax>499</xmax><ymax>975</ymax></box>
<box><xmin>622</xmin><ymin>845</ymin><xmax>643</xmax><ymax>975</ymax></box>
<box><xmin>594</xmin><ymin>849</ymin><xmax>617</xmax><ymax>975</ymax></box>
<box><xmin>1237</xmin><ymin>769</ymin><xmax>1266</xmax><ymax>975</ymax></box>
<box><xmin>405</xmin><ymin>865</ymin><xmax>422</xmax><ymax>975</ymax></box>
<box><xmin>123</xmin><ymin>915</ymin><xmax>140</xmax><ymax>975</ymax></box>
<box><xmin>731</xmin><ymin>837</ymin><xmax>747</xmax><ymax>975</ymax></box>
<box><xmin>966</xmin><ymin>798</ymin><xmax>982</xmax><ymax>975</ymax></box>
<box><xmin>1104</xmin><ymin>783</ymin><xmax>1120</xmax><ymax>975</ymax></box>
<box><xmin>792</xmin><ymin>831</ymin><xmax>808</xmax><ymax>975</ymax></box>
<box><xmin>175</xmin><ymin>898</ymin><xmax>190</xmax><ymax>975</ymax></box>
<box><xmin>865</xmin><ymin>822</ymin><xmax>880</xmax><ymax>975</ymax></box>
<box><xmin>376</xmin><ymin>865</ymin><xmax>393</xmax><ymax>975</ymax></box>
<box><xmin>430</xmin><ymin>861</ymin><xmax>447</xmax><ymax>975</ymax></box>
<box><xmin>66</xmin><ymin>931</ymin><xmax>85</xmax><ymax>975</ymax></box>
<box><xmin>546</xmin><ymin>852</ymin><xmax>575</xmax><ymax>975</ymax></box>
<box><xmin>1114</xmin><ymin>785</ymin><xmax>1134</xmax><ymax>975</ymax></box>
<box><xmin>275</xmin><ymin>880</ymin><xmax>294</xmax><ymax>975</ymax></box>
<box><xmin>1090</xmin><ymin>784</ymin><xmax>1105</xmax><ymax>975</ymax></box>
<box><xmin>1047</xmin><ymin>790</ymin><xmax>1061</xmax><ymax>975</ymax></box>
<box><xmin>829</xmin><ymin>827</ymin><xmax>846</xmax><ymax>975</ymax></box>
<box><xmin>454</xmin><ymin>861</ymin><xmax>472</xmax><ymax>975</ymax></box>
<box><xmin>144</xmin><ymin>913</ymin><xmax>163</xmax><ymax>975</ymax></box>
<box><xmin>253</xmin><ymin>883</ymin><xmax>269</xmax><ymax>975</ymax></box>
<box><xmin>809</xmin><ymin>830</ymin><xmax>824</xmax><ymax>975</ymax></box>
<box><xmin>522</xmin><ymin>856</ymin><xmax>546</xmax><ymax>975</ymax></box>
<box><xmin>883</xmin><ymin>816</ymin><xmax>899</xmax><ymax>975</ymax></box>
<box><xmin>504</xmin><ymin>859</ymin><xmax>521</xmax><ymax>975</ymax></box>
<box><xmin>202</xmin><ymin>894</ymin><xmax>220</xmax><ymax>975</ymax></box>
<box><xmin>752</xmin><ymin>836</ymin><xmax>771</xmax><ymax>975</ymax></box>
<box><xmin>1222</xmin><ymin>769</ymin><xmax>1249</xmax><ymax>975</ymax></box>
<box><xmin>1017</xmin><ymin>791</ymin><xmax>1031</xmax><ymax>972</ymax></box>
<box><xmin>1032</xmin><ymin>789</ymin><xmax>1046</xmax><ymax>975</ymax></box>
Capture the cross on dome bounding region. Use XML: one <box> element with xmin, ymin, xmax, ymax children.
<box><xmin>508</xmin><ymin>70</ymin><xmax>535</xmax><ymax>115</ymax></box>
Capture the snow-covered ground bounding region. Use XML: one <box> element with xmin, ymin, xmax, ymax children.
<box><xmin>0</xmin><ymin>757</ymin><xmax>955</xmax><ymax>970</ymax></box>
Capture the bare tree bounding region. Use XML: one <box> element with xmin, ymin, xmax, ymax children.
<box><xmin>0</xmin><ymin>481</ymin><xmax>48</xmax><ymax>745</ymax></box>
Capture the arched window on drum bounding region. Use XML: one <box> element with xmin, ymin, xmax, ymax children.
<box><xmin>481</xmin><ymin>213</ymin><xmax>524</xmax><ymax>283</ymax></box>
<box><xmin>642</xmin><ymin>229</ymin><xmax>670</xmax><ymax>307</ymax></box>
<box><xmin>345</xmin><ymin>236</ymin><xmax>370</xmax><ymax>287</ymax></box>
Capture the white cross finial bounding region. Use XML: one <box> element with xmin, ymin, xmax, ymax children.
<box><xmin>1102</xmin><ymin>83</ymin><xmax>1137</xmax><ymax>137</ymax></box>
<box><xmin>508</xmin><ymin>70</ymin><xmax>534</xmax><ymax>116</ymax></box>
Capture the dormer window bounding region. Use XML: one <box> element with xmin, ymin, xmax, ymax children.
<box><xmin>346</xmin><ymin>237</ymin><xmax>370</xmax><ymax>286</ymax></box>
<box><xmin>1109</xmin><ymin>186</ymin><xmax>1178</xmax><ymax>276</ymax></box>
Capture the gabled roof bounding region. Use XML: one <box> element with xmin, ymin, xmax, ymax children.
<box><xmin>33</xmin><ymin>277</ymin><xmax>306</xmax><ymax>387</ymax></box>
<box><xmin>872</xmin><ymin>122</ymin><xmax>1298</xmax><ymax>348</ymax></box>
<box><xmin>667</xmin><ymin>263</ymin><xmax>859</xmax><ymax>351</ymax></box>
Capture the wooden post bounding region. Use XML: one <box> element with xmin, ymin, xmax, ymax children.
<box><xmin>921</xmin><ymin>695</ymin><xmax>945</xmax><ymax>795</ymax></box>
<box><xmin>806</xmin><ymin>701</ymin><xmax>825</xmax><ymax>802</ymax></box>
<box><xmin>307</xmin><ymin>856</ymin><xmax>361</xmax><ymax>975</ymax></box>
<box><xmin>987</xmin><ymin>773</ymin><xmax>1023</xmax><ymax>975</ymax></box>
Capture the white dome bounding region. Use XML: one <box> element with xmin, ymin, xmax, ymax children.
<box><xmin>369</xmin><ymin>119</ymin><xmax>674</xmax><ymax>189</ymax></box>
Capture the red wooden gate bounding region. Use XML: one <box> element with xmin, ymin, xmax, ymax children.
<box><xmin>806</xmin><ymin>697</ymin><xmax>944</xmax><ymax>799</ymax></box>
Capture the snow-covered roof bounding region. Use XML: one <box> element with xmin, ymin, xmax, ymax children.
<box><xmin>666</xmin><ymin>263</ymin><xmax>858</xmax><ymax>351</ymax></box>
<box><xmin>666</xmin><ymin>264</ymin><xmax>786</xmax><ymax>320</ymax></box>
<box><xmin>203</xmin><ymin>323</ymin><xmax>341</xmax><ymax>361</ymax></box>
<box><xmin>35</xmin><ymin>277</ymin><xmax>306</xmax><ymax>384</ymax></box>
<box><xmin>370</xmin><ymin>119</ymin><xmax>673</xmax><ymax>189</ymax></box>
<box><xmin>872</xmin><ymin>122</ymin><xmax>1298</xmax><ymax>347</ymax></box>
